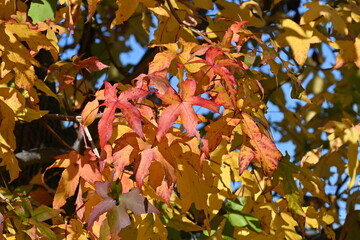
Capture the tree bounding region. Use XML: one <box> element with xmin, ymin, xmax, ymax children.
<box><xmin>0</xmin><ymin>0</ymin><xmax>359</xmax><ymax>239</ymax></box>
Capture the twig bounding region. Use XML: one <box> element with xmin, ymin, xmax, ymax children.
<box><xmin>40</xmin><ymin>119</ymin><xmax>75</xmax><ymax>151</ymax></box>
<box><xmin>76</xmin><ymin>116</ymin><xmax>100</xmax><ymax>158</ymax></box>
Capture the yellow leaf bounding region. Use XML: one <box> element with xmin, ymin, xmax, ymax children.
<box><xmin>347</xmin><ymin>143</ymin><xmax>359</xmax><ymax>189</ymax></box>
<box><xmin>111</xmin><ymin>0</ymin><xmax>140</xmax><ymax>27</ymax></box>
<box><xmin>216</xmin><ymin>0</ymin><xmax>265</xmax><ymax>28</ymax></box>
<box><xmin>344</xmin><ymin>3</ymin><xmax>360</xmax><ymax>23</ymax></box>
<box><xmin>0</xmin><ymin>23</ymin><xmax>57</xmax><ymax>90</ymax></box>
<box><xmin>17</xmin><ymin>108</ymin><xmax>48</xmax><ymax>122</ymax></box>
<box><xmin>0</xmin><ymin>87</ymin><xmax>25</xmax><ymax>115</ymax></box>
<box><xmin>303</xmin><ymin>206</ymin><xmax>319</xmax><ymax>229</ymax></box>
<box><xmin>178</xmin><ymin>39</ymin><xmax>206</xmax><ymax>73</ymax></box>
<box><xmin>322</xmin><ymin>213</ymin><xmax>335</xmax><ymax>225</ymax></box>
<box><xmin>147</xmin><ymin>5</ymin><xmax>170</xmax><ymax>17</ymax></box>
<box><xmin>167</xmin><ymin>213</ymin><xmax>204</xmax><ymax>232</ymax></box>
<box><xmin>57</xmin><ymin>219</ymin><xmax>88</xmax><ymax>240</ymax></box>
<box><xmin>81</xmin><ymin>99</ymin><xmax>99</xmax><ymax>127</ymax></box>
<box><xmin>275</xmin><ymin>19</ymin><xmax>311</xmax><ymax>66</ymax></box>
<box><xmin>34</xmin><ymin>79</ymin><xmax>59</xmax><ymax>102</ymax></box>
<box><xmin>329</xmin><ymin>34</ymin><xmax>360</xmax><ymax>69</ymax></box>
<box><xmin>301</xmin><ymin>148</ymin><xmax>322</xmax><ymax>167</ymax></box>
<box><xmin>0</xmin><ymin>151</ymin><xmax>20</xmax><ymax>182</ymax></box>
<box><xmin>193</xmin><ymin>0</ymin><xmax>213</xmax><ymax>10</ymax></box>
<box><xmin>301</xmin><ymin>1</ymin><xmax>348</xmax><ymax>35</ymax></box>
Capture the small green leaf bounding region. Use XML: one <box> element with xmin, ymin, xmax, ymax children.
<box><xmin>225</xmin><ymin>213</ymin><xmax>248</xmax><ymax>227</ymax></box>
<box><xmin>224</xmin><ymin>197</ymin><xmax>246</xmax><ymax>213</ymax></box>
<box><xmin>28</xmin><ymin>0</ymin><xmax>57</xmax><ymax>23</ymax></box>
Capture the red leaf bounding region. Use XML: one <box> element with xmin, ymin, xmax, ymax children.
<box><xmin>156</xmin><ymin>79</ymin><xmax>219</xmax><ymax>141</ymax></box>
<box><xmin>98</xmin><ymin>81</ymin><xmax>149</xmax><ymax>148</ymax></box>
<box><xmin>87</xmin><ymin>197</ymin><xmax>116</xmax><ymax>230</ymax></box>
<box><xmin>73</xmin><ymin>56</ymin><xmax>109</xmax><ymax>73</ymax></box>
<box><xmin>238</xmin><ymin>145</ymin><xmax>256</xmax><ymax>174</ymax></box>
<box><xmin>190</xmin><ymin>47</ymin><xmax>241</xmax><ymax>107</ymax></box>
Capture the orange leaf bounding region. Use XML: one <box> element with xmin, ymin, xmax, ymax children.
<box><xmin>46</xmin><ymin>150</ymin><xmax>102</xmax><ymax>208</ymax></box>
<box><xmin>86</xmin><ymin>0</ymin><xmax>101</xmax><ymax>22</ymax></box>
<box><xmin>239</xmin><ymin>113</ymin><xmax>282</xmax><ymax>175</ymax></box>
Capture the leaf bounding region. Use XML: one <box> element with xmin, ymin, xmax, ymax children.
<box><xmin>329</xmin><ymin>35</ymin><xmax>360</xmax><ymax>69</ymax></box>
<box><xmin>47</xmin><ymin>56</ymin><xmax>109</xmax><ymax>92</ymax></box>
<box><xmin>0</xmin><ymin>87</ymin><xmax>24</xmax><ymax>182</ymax></box>
<box><xmin>136</xmin><ymin>148</ymin><xmax>153</xmax><ymax>189</ymax></box>
<box><xmin>73</xmin><ymin>56</ymin><xmax>109</xmax><ymax>73</ymax></box>
<box><xmin>28</xmin><ymin>0</ymin><xmax>57</xmax><ymax>23</ymax></box>
<box><xmin>34</xmin><ymin>79</ymin><xmax>59</xmax><ymax>102</ymax></box>
<box><xmin>0</xmin><ymin>212</ymin><xmax>3</xmax><ymax>238</ymax></box>
<box><xmin>275</xmin><ymin>19</ymin><xmax>311</xmax><ymax>66</ymax></box>
<box><xmin>118</xmin><ymin>188</ymin><xmax>159</xmax><ymax>215</ymax></box>
<box><xmin>239</xmin><ymin>113</ymin><xmax>282</xmax><ymax>175</ymax></box>
<box><xmin>339</xmin><ymin>210</ymin><xmax>360</xmax><ymax>240</ymax></box>
<box><xmin>88</xmin><ymin>182</ymin><xmax>159</xmax><ymax>237</ymax></box>
<box><xmin>193</xmin><ymin>0</ymin><xmax>213</xmax><ymax>10</ymax></box>
<box><xmin>301</xmin><ymin>1</ymin><xmax>348</xmax><ymax>35</ymax></box>
<box><xmin>276</xmin><ymin>157</ymin><xmax>306</xmax><ymax>232</ymax></box>
<box><xmin>0</xmin><ymin>22</ymin><xmax>58</xmax><ymax>90</ymax></box>
<box><xmin>98</xmin><ymin>81</ymin><xmax>149</xmax><ymax>148</ymax></box>
<box><xmin>225</xmin><ymin>213</ymin><xmax>262</xmax><ymax>232</ymax></box>
<box><xmin>31</xmin><ymin>206</ymin><xmax>60</xmax><ymax>222</ymax></box>
<box><xmin>347</xmin><ymin>143</ymin><xmax>359</xmax><ymax>189</ymax></box>
<box><xmin>111</xmin><ymin>0</ymin><xmax>140</xmax><ymax>27</ymax></box>
<box><xmin>87</xmin><ymin>0</ymin><xmax>101</xmax><ymax>22</ymax></box>
<box><xmin>17</xmin><ymin>108</ymin><xmax>48</xmax><ymax>122</ymax></box>
<box><xmin>156</xmin><ymin>79</ymin><xmax>219</xmax><ymax>141</ymax></box>
<box><xmin>88</xmin><ymin>197</ymin><xmax>117</xmax><ymax>231</ymax></box>
<box><xmin>238</xmin><ymin>145</ymin><xmax>256</xmax><ymax>174</ymax></box>
<box><xmin>191</xmin><ymin>47</ymin><xmax>240</xmax><ymax>106</ymax></box>
<box><xmin>81</xmin><ymin>99</ymin><xmax>99</xmax><ymax>127</ymax></box>
<box><xmin>45</xmin><ymin>150</ymin><xmax>102</xmax><ymax>208</ymax></box>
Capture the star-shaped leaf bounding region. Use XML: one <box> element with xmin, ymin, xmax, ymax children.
<box><xmin>156</xmin><ymin>79</ymin><xmax>219</xmax><ymax>141</ymax></box>
<box><xmin>88</xmin><ymin>181</ymin><xmax>159</xmax><ymax>238</ymax></box>
<box><xmin>98</xmin><ymin>81</ymin><xmax>149</xmax><ymax>148</ymax></box>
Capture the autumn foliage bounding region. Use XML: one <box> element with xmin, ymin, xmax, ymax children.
<box><xmin>0</xmin><ymin>0</ymin><xmax>359</xmax><ymax>239</ymax></box>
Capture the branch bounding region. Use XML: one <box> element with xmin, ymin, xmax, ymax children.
<box><xmin>40</xmin><ymin>119</ymin><xmax>75</xmax><ymax>151</ymax></box>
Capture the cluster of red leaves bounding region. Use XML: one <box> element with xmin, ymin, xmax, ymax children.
<box><xmin>56</xmin><ymin>21</ymin><xmax>282</xmax><ymax>235</ymax></box>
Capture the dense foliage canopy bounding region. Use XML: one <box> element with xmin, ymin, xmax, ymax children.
<box><xmin>0</xmin><ymin>0</ymin><xmax>359</xmax><ymax>239</ymax></box>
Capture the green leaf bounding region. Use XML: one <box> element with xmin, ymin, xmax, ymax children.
<box><xmin>225</xmin><ymin>213</ymin><xmax>248</xmax><ymax>227</ymax></box>
<box><xmin>28</xmin><ymin>0</ymin><xmax>57</xmax><ymax>23</ymax></box>
<box><xmin>31</xmin><ymin>205</ymin><xmax>60</xmax><ymax>222</ymax></box>
<box><xmin>224</xmin><ymin>197</ymin><xmax>246</xmax><ymax>213</ymax></box>
<box><xmin>225</xmin><ymin>213</ymin><xmax>262</xmax><ymax>232</ymax></box>
<box><xmin>31</xmin><ymin>221</ymin><xmax>57</xmax><ymax>240</ymax></box>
